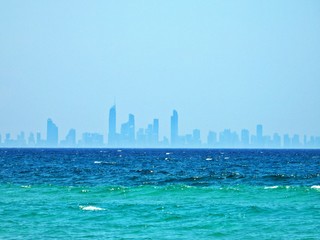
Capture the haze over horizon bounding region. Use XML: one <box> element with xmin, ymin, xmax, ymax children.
<box><xmin>1</xmin><ymin>0</ymin><xmax>320</xmax><ymax>140</ymax></box>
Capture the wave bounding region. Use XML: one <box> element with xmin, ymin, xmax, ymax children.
<box><xmin>79</xmin><ymin>205</ymin><xmax>105</xmax><ymax>211</ymax></box>
<box><xmin>264</xmin><ymin>186</ymin><xmax>279</xmax><ymax>189</ymax></box>
<box><xmin>3</xmin><ymin>183</ymin><xmax>319</xmax><ymax>192</ymax></box>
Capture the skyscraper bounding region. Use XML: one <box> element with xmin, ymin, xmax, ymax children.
<box><xmin>128</xmin><ymin>114</ymin><xmax>135</xmax><ymax>144</ymax></box>
<box><xmin>47</xmin><ymin>118</ymin><xmax>58</xmax><ymax>147</ymax></box>
<box><xmin>207</xmin><ymin>131</ymin><xmax>217</xmax><ymax>146</ymax></box>
<box><xmin>284</xmin><ymin>134</ymin><xmax>291</xmax><ymax>148</ymax></box>
<box><xmin>28</xmin><ymin>133</ymin><xmax>35</xmax><ymax>146</ymax></box>
<box><xmin>292</xmin><ymin>134</ymin><xmax>300</xmax><ymax>147</ymax></box>
<box><xmin>171</xmin><ymin>110</ymin><xmax>178</xmax><ymax>146</ymax></box>
<box><xmin>65</xmin><ymin>129</ymin><xmax>76</xmax><ymax>146</ymax></box>
<box><xmin>256</xmin><ymin>124</ymin><xmax>263</xmax><ymax>147</ymax></box>
<box><xmin>241</xmin><ymin>129</ymin><xmax>250</xmax><ymax>146</ymax></box>
<box><xmin>120</xmin><ymin>114</ymin><xmax>135</xmax><ymax>146</ymax></box>
<box><xmin>108</xmin><ymin>105</ymin><xmax>117</xmax><ymax>146</ymax></box>
<box><xmin>273</xmin><ymin>133</ymin><xmax>281</xmax><ymax>148</ymax></box>
<box><xmin>152</xmin><ymin>118</ymin><xmax>159</xmax><ymax>145</ymax></box>
<box><xmin>193</xmin><ymin>129</ymin><xmax>201</xmax><ymax>146</ymax></box>
<box><xmin>36</xmin><ymin>132</ymin><xmax>42</xmax><ymax>146</ymax></box>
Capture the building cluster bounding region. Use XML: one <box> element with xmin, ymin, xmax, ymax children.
<box><xmin>1</xmin><ymin>106</ymin><xmax>320</xmax><ymax>148</ymax></box>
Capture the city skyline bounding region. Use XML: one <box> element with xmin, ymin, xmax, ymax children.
<box><xmin>1</xmin><ymin>1</ymin><xmax>320</xmax><ymax>140</ymax></box>
<box><xmin>0</xmin><ymin>105</ymin><xmax>319</xmax><ymax>148</ymax></box>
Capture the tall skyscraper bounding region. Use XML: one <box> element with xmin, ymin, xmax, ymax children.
<box><xmin>47</xmin><ymin>118</ymin><xmax>58</xmax><ymax>146</ymax></box>
<box><xmin>108</xmin><ymin>105</ymin><xmax>117</xmax><ymax>146</ymax></box>
<box><xmin>171</xmin><ymin>110</ymin><xmax>178</xmax><ymax>146</ymax></box>
<box><xmin>128</xmin><ymin>114</ymin><xmax>135</xmax><ymax>144</ymax></box>
<box><xmin>193</xmin><ymin>129</ymin><xmax>201</xmax><ymax>146</ymax></box>
<box><xmin>65</xmin><ymin>129</ymin><xmax>76</xmax><ymax>146</ymax></box>
<box><xmin>256</xmin><ymin>124</ymin><xmax>263</xmax><ymax>147</ymax></box>
<box><xmin>241</xmin><ymin>129</ymin><xmax>250</xmax><ymax>146</ymax></box>
<box><xmin>120</xmin><ymin>114</ymin><xmax>135</xmax><ymax>146</ymax></box>
<box><xmin>152</xmin><ymin>119</ymin><xmax>159</xmax><ymax>145</ymax></box>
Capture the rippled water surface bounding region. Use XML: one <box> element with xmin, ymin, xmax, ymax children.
<box><xmin>0</xmin><ymin>149</ymin><xmax>319</xmax><ymax>239</ymax></box>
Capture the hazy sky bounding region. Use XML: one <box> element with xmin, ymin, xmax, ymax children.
<box><xmin>1</xmin><ymin>0</ymin><xmax>320</xmax><ymax>141</ymax></box>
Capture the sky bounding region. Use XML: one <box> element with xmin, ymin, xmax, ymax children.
<box><xmin>1</xmin><ymin>0</ymin><xmax>320</xmax><ymax>141</ymax></box>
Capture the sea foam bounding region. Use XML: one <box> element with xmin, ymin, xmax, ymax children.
<box><xmin>264</xmin><ymin>186</ymin><xmax>279</xmax><ymax>189</ymax></box>
<box><xmin>80</xmin><ymin>205</ymin><xmax>105</xmax><ymax>211</ymax></box>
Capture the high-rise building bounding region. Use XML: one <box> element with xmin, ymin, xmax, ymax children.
<box><xmin>152</xmin><ymin>119</ymin><xmax>159</xmax><ymax>145</ymax></box>
<box><xmin>5</xmin><ymin>133</ymin><xmax>11</xmax><ymax>145</ymax></box>
<box><xmin>136</xmin><ymin>119</ymin><xmax>159</xmax><ymax>147</ymax></box>
<box><xmin>65</xmin><ymin>129</ymin><xmax>76</xmax><ymax>146</ymax></box>
<box><xmin>136</xmin><ymin>128</ymin><xmax>146</xmax><ymax>146</ymax></box>
<box><xmin>171</xmin><ymin>110</ymin><xmax>178</xmax><ymax>146</ymax></box>
<box><xmin>219</xmin><ymin>129</ymin><xmax>239</xmax><ymax>148</ymax></box>
<box><xmin>120</xmin><ymin>114</ymin><xmax>135</xmax><ymax>146</ymax></box>
<box><xmin>207</xmin><ymin>131</ymin><xmax>217</xmax><ymax>146</ymax></box>
<box><xmin>36</xmin><ymin>132</ymin><xmax>43</xmax><ymax>146</ymax></box>
<box><xmin>241</xmin><ymin>129</ymin><xmax>250</xmax><ymax>146</ymax></box>
<box><xmin>28</xmin><ymin>133</ymin><xmax>35</xmax><ymax>146</ymax></box>
<box><xmin>128</xmin><ymin>114</ymin><xmax>135</xmax><ymax>144</ymax></box>
<box><xmin>304</xmin><ymin>135</ymin><xmax>307</xmax><ymax>146</ymax></box>
<box><xmin>283</xmin><ymin>134</ymin><xmax>291</xmax><ymax>148</ymax></box>
<box><xmin>145</xmin><ymin>124</ymin><xmax>153</xmax><ymax>145</ymax></box>
<box><xmin>193</xmin><ymin>129</ymin><xmax>201</xmax><ymax>146</ymax></box>
<box><xmin>17</xmin><ymin>131</ymin><xmax>26</xmax><ymax>146</ymax></box>
<box><xmin>273</xmin><ymin>133</ymin><xmax>281</xmax><ymax>148</ymax></box>
<box><xmin>256</xmin><ymin>124</ymin><xmax>263</xmax><ymax>147</ymax></box>
<box><xmin>292</xmin><ymin>134</ymin><xmax>300</xmax><ymax>148</ymax></box>
<box><xmin>47</xmin><ymin>118</ymin><xmax>58</xmax><ymax>147</ymax></box>
<box><xmin>108</xmin><ymin>105</ymin><xmax>117</xmax><ymax>146</ymax></box>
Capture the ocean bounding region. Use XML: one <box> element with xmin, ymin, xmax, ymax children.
<box><xmin>0</xmin><ymin>148</ymin><xmax>319</xmax><ymax>239</ymax></box>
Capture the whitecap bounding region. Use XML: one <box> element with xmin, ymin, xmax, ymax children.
<box><xmin>79</xmin><ymin>205</ymin><xmax>105</xmax><ymax>211</ymax></box>
<box><xmin>311</xmin><ymin>185</ymin><xmax>320</xmax><ymax>189</ymax></box>
<box><xmin>21</xmin><ymin>185</ymin><xmax>31</xmax><ymax>188</ymax></box>
<box><xmin>94</xmin><ymin>161</ymin><xmax>102</xmax><ymax>164</ymax></box>
<box><xmin>206</xmin><ymin>157</ymin><xmax>213</xmax><ymax>161</ymax></box>
<box><xmin>166</xmin><ymin>152</ymin><xmax>171</xmax><ymax>155</ymax></box>
<box><xmin>224</xmin><ymin>157</ymin><xmax>230</xmax><ymax>160</ymax></box>
<box><xmin>264</xmin><ymin>186</ymin><xmax>279</xmax><ymax>189</ymax></box>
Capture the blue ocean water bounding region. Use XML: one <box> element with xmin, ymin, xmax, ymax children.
<box><xmin>0</xmin><ymin>149</ymin><xmax>319</xmax><ymax>239</ymax></box>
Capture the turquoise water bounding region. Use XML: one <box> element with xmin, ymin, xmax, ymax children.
<box><xmin>1</xmin><ymin>185</ymin><xmax>319</xmax><ymax>239</ymax></box>
<box><xmin>0</xmin><ymin>149</ymin><xmax>319</xmax><ymax>239</ymax></box>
